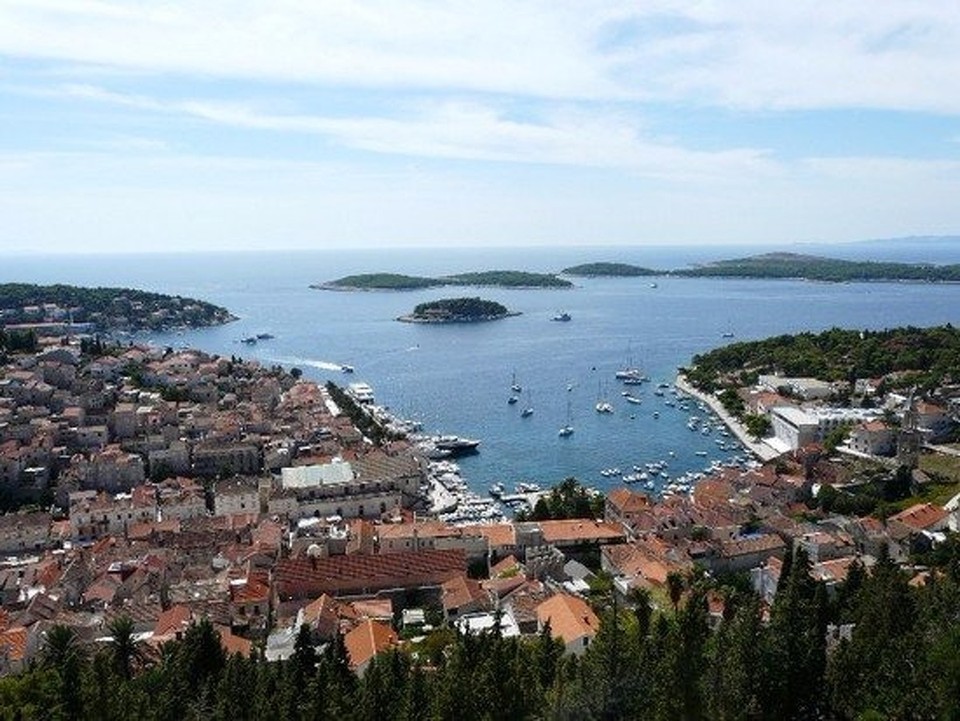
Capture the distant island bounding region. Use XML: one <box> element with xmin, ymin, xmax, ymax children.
<box><xmin>314</xmin><ymin>269</ymin><xmax>572</xmax><ymax>291</ymax></box>
<box><xmin>0</xmin><ymin>283</ymin><xmax>236</xmax><ymax>333</ymax></box>
<box><xmin>674</xmin><ymin>252</ymin><xmax>960</xmax><ymax>282</ymax></box>
<box><xmin>397</xmin><ymin>297</ymin><xmax>519</xmax><ymax>323</ymax></box>
<box><xmin>561</xmin><ymin>262</ymin><xmax>659</xmax><ymax>277</ymax></box>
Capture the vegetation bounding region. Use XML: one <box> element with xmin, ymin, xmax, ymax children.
<box><xmin>515</xmin><ymin>477</ymin><xmax>605</xmax><ymax>521</ymax></box>
<box><xmin>684</xmin><ymin>324</ymin><xmax>960</xmax><ymax>393</ymax></box>
<box><xmin>5</xmin><ymin>545</ymin><xmax>960</xmax><ymax>719</ymax></box>
<box><xmin>320</xmin><ymin>270</ymin><xmax>571</xmax><ymax>291</ymax></box>
<box><xmin>441</xmin><ymin>270</ymin><xmax>572</xmax><ymax>288</ymax></box>
<box><xmin>0</xmin><ymin>283</ymin><xmax>235</xmax><ymax>332</ymax></box>
<box><xmin>318</xmin><ymin>273</ymin><xmax>443</xmax><ymax>290</ymax></box>
<box><xmin>399</xmin><ymin>297</ymin><xmax>515</xmax><ymax>323</ymax></box>
<box><xmin>561</xmin><ymin>262</ymin><xmax>659</xmax><ymax>277</ymax></box>
<box><xmin>674</xmin><ymin>252</ymin><xmax>960</xmax><ymax>282</ymax></box>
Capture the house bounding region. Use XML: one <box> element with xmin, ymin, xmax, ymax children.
<box><xmin>344</xmin><ymin>619</ymin><xmax>397</xmax><ymax>676</ymax></box>
<box><xmin>605</xmin><ymin>488</ymin><xmax>651</xmax><ymax>534</ymax></box>
<box><xmin>848</xmin><ymin>420</ymin><xmax>896</xmax><ymax>457</ymax></box>
<box><xmin>441</xmin><ymin>574</ymin><xmax>492</xmax><ymax>620</ymax></box>
<box><xmin>536</xmin><ymin>592</ymin><xmax>600</xmax><ymax>656</ymax></box>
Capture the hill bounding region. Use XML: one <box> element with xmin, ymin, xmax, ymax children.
<box><xmin>683</xmin><ymin>324</ymin><xmax>960</xmax><ymax>393</ymax></box>
<box><xmin>0</xmin><ymin>283</ymin><xmax>235</xmax><ymax>332</ymax></box>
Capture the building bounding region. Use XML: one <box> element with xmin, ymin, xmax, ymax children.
<box><xmin>536</xmin><ymin>592</ymin><xmax>600</xmax><ymax>656</ymax></box>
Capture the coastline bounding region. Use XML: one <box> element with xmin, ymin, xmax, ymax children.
<box><xmin>674</xmin><ymin>374</ymin><xmax>783</xmax><ymax>462</ymax></box>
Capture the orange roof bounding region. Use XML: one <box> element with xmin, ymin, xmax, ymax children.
<box><xmin>474</xmin><ymin>523</ymin><xmax>516</xmax><ymax>548</ymax></box>
<box><xmin>607</xmin><ymin>488</ymin><xmax>650</xmax><ymax>514</ymax></box>
<box><xmin>536</xmin><ymin>593</ymin><xmax>599</xmax><ymax>647</ymax></box>
<box><xmin>344</xmin><ymin>619</ymin><xmax>397</xmax><ymax>671</ymax></box>
<box><xmin>0</xmin><ymin>626</ymin><xmax>28</xmax><ymax>662</ymax></box>
<box><xmin>888</xmin><ymin>502</ymin><xmax>948</xmax><ymax>531</ymax></box>
<box><xmin>490</xmin><ymin>555</ymin><xmax>521</xmax><ymax>578</ymax></box>
<box><xmin>153</xmin><ymin>605</ymin><xmax>192</xmax><ymax>639</ymax></box>
<box><xmin>216</xmin><ymin>625</ymin><xmax>253</xmax><ymax>657</ymax></box>
<box><xmin>441</xmin><ymin>574</ymin><xmax>489</xmax><ymax>613</ymax></box>
<box><xmin>538</xmin><ymin>519</ymin><xmax>624</xmax><ymax>544</ymax></box>
<box><xmin>349</xmin><ymin>598</ymin><xmax>393</xmax><ymax>621</ymax></box>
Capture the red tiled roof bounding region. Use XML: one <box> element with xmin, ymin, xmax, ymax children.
<box><xmin>344</xmin><ymin>619</ymin><xmax>397</xmax><ymax>671</ymax></box>
<box><xmin>153</xmin><ymin>605</ymin><xmax>192</xmax><ymax>639</ymax></box>
<box><xmin>536</xmin><ymin>593</ymin><xmax>599</xmax><ymax>646</ymax></box>
<box><xmin>888</xmin><ymin>502</ymin><xmax>948</xmax><ymax>531</ymax></box>
<box><xmin>275</xmin><ymin>548</ymin><xmax>465</xmax><ymax>600</ymax></box>
<box><xmin>0</xmin><ymin>626</ymin><xmax>28</xmax><ymax>662</ymax></box>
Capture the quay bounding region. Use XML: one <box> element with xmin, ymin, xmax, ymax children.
<box><xmin>674</xmin><ymin>374</ymin><xmax>782</xmax><ymax>462</ymax></box>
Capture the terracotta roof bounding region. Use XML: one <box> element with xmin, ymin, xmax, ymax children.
<box><xmin>888</xmin><ymin>502</ymin><xmax>948</xmax><ymax>531</ymax></box>
<box><xmin>607</xmin><ymin>488</ymin><xmax>650</xmax><ymax>514</ymax></box>
<box><xmin>490</xmin><ymin>555</ymin><xmax>521</xmax><ymax>578</ymax></box>
<box><xmin>216</xmin><ymin>624</ymin><xmax>252</xmax><ymax>657</ymax></box>
<box><xmin>719</xmin><ymin>534</ymin><xmax>785</xmax><ymax>558</ymax></box>
<box><xmin>0</xmin><ymin>626</ymin><xmax>28</xmax><ymax>662</ymax></box>
<box><xmin>275</xmin><ymin>548</ymin><xmax>465</xmax><ymax>600</ymax></box>
<box><xmin>349</xmin><ymin>598</ymin><xmax>393</xmax><ymax>621</ymax></box>
<box><xmin>441</xmin><ymin>574</ymin><xmax>490</xmax><ymax>613</ymax></box>
<box><xmin>536</xmin><ymin>593</ymin><xmax>599</xmax><ymax>646</ymax></box>
<box><xmin>153</xmin><ymin>605</ymin><xmax>192</xmax><ymax>639</ymax></box>
<box><xmin>474</xmin><ymin>523</ymin><xmax>516</xmax><ymax>549</ymax></box>
<box><xmin>344</xmin><ymin>619</ymin><xmax>397</xmax><ymax>671</ymax></box>
<box><xmin>538</xmin><ymin>519</ymin><xmax>624</xmax><ymax>544</ymax></box>
<box><xmin>229</xmin><ymin>571</ymin><xmax>270</xmax><ymax>604</ymax></box>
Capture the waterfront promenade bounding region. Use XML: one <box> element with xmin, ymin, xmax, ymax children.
<box><xmin>674</xmin><ymin>374</ymin><xmax>782</xmax><ymax>462</ymax></box>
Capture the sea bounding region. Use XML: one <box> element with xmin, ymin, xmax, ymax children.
<box><xmin>4</xmin><ymin>239</ymin><xmax>960</xmax><ymax>496</ymax></box>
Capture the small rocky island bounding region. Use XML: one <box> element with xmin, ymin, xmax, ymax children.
<box><xmin>397</xmin><ymin>297</ymin><xmax>519</xmax><ymax>323</ymax></box>
<box><xmin>562</xmin><ymin>262</ymin><xmax>659</xmax><ymax>277</ymax></box>
<box><xmin>0</xmin><ymin>283</ymin><xmax>236</xmax><ymax>333</ymax></box>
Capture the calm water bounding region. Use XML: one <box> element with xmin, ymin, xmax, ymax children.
<box><xmin>4</xmin><ymin>242</ymin><xmax>960</xmax><ymax>493</ymax></box>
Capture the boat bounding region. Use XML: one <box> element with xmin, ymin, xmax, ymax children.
<box><xmin>433</xmin><ymin>435</ymin><xmax>481</xmax><ymax>455</ymax></box>
<box><xmin>649</xmin><ymin>282</ymin><xmax>658</xmax><ymax>289</ymax></box>
<box><xmin>340</xmin><ymin>364</ymin><xmax>355</xmax><ymax>373</ymax></box>
<box><xmin>510</xmin><ymin>371</ymin><xmax>522</xmax><ymax>394</ymax></box>
<box><xmin>507</xmin><ymin>395</ymin><xmax>519</xmax><ymax>405</ymax></box>
<box><xmin>520</xmin><ymin>389</ymin><xmax>534</xmax><ymax>417</ymax></box>
<box><xmin>558</xmin><ymin>398</ymin><xmax>574</xmax><ymax>437</ymax></box>
<box><xmin>239</xmin><ymin>336</ymin><xmax>257</xmax><ymax>344</ymax></box>
<box><xmin>551</xmin><ymin>311</ymin><xmax>572</xmax><ymax>322</ymax></box>
<box><xmin>489</xmin><ymin>482</ymin><xmax>505</xmax><ymax>498</ymax></box>
<box><xmin>623</xmin><ymin>394</ymin><xmax>642</xmax><ymax>405</ymax></box>
<box><xmin>595</xmin><ymin>401</ymin><xmax>614</xmax><ymax>414</ymax></box>
<box><xmin>256</xmin><ymin>333</ymin><xmax>275</xmax><ymax>340</ymax></box>
<box><xmin>722</xmin><ymin>332</ymin><xmax>735</xmax><ymax>338</ymax></box>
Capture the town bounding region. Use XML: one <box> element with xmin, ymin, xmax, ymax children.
<box><xmin>1</xmin><ymin>319</ymin><xmax>960</xmax><ymax>716</ymax></box>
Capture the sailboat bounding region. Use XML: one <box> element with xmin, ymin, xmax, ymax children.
<box><xmin>520</xmin><ymin>390</ymin><xmax>534</xmax><ymax>418</ymax></box>
<box><xmin>595</xmin><ymin>380</ymin><xmax>614</xmax><ymax>414</ymax></box>
<box><xmin>558</xmin><ymin>398</ymin><xmax>574</xmax><ymax>437</ymax></box>
<box><xmin>510</xmin><ymin>371</ymin><xmax>522</xmax><ymax>394</ymax></box>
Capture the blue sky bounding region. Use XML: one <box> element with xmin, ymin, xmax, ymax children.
<box><xmin>1</xmin><ymin>1</ymin><xmax>960</xmax><ymax>253</ymax></box>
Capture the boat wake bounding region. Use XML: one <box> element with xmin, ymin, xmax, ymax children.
<box><xmin>264</xmin><ymin>355</ymin><xmax>346</xmax><ymax>372</ymax></box>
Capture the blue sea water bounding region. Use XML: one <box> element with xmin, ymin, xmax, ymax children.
<box><xmin>3</xmin><ymin>241</ymin><xmax>960</xmax><ymax>494</ymax></box>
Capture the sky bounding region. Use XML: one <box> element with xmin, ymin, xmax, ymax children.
<box><xmin>2</xmin><ymin>1</ymin><xmax>960</xmax><ymax>254</ymax></box>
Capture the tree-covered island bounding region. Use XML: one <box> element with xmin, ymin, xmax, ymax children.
<box><xmin>315</xmin><ymin>270</ymin><xmax>572</xmax><ymax>291</ymax></box>
<box><xmin>561</xmin><ymin>262</ymin><xmax>660</xmax><ymax>277</ymax></box>
<box><xmin>0</xmin><ymin>283</ymin><xmax>236</xmax><ymax>333</ymax></box>
<box><xmin>397</xmin><ymin>297</ymin><xmax>518</xmax><ymax>323</ymax></box>
<box><xmin>674</xmin><ymin>252</ymin><xmax>960</xmax><ymax>282</ymax></box>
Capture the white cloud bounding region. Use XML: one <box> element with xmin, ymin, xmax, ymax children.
<box><xmin>3</xmin><ymin>1</ymin><xmax>960</xmax><ymax>111</ymax></box>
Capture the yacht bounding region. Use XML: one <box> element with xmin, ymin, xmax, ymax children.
<box><xmin>433</xmin><ymin>435</ymin><xmax>481</xmax><ymax>455</ymax></box>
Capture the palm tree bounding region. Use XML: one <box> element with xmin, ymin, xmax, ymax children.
<box><xmin>109</xmin><ymin>615</ymin><xmax>139</xmax><ymax>680</ymax></box>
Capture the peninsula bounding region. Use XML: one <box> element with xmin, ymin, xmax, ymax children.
<box><xmin>397</xmin><ymin>296</ymin><xmax>518</xmax><ymax>323</ymax></box>
<box><xmin>0</xmin><ymin>283</ymin><xmax>235</xmax><ymax>333</ymax></box>
<box><xmin>314</xmin><ymin>269</ymin><xmax>572</xmax><ymax>291</ymax></box>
